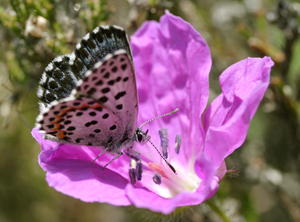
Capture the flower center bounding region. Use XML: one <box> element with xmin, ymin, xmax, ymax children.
<box><xmin>144</xmin><ymin>128</ymin><xmax>201</xmax><ymax>198</ymax></box>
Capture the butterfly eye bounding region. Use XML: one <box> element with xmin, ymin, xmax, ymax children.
<box><xmin>137</xmin><ymin>131</ymin><xmax>144</xmax><ymax>142</ymax></box>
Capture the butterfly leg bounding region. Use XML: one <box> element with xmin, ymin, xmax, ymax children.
<box><xmin>125</xmin><ymin>149</ymin><xmax>143</xmax><ymax>183</ymax></box>
<box><xmin>89</xmin><ymin>147</ymin><xmax>109</xmax><ymax>164</ymax></box>
<box><xmin>102</xmin><ymin>151</ymin><xmax>123</xmax><ymax>170</ymax></box>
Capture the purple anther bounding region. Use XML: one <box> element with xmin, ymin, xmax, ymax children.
<box><xmin>136</xmin><ymin>161</ymin><xmax>143</xmax><ymax>181</ymax></box>
<box><xmin>153</xmin><ymin>172</ymin><xmax>162</xmax><ymax>185</ymax></box>
<box><xmin>159</xmin><ymin>128</ymin><xmax>169</xmax><ymax>158</ymax></box>
<box><xmin>174</xmin><ymin>135</ymin><xmax>181</xmax><ymax>154</ymax></box>
<box><xmin>129</xmin><ymin>168</ymin><xmax>136</xmax><ymax>184</ymax></box>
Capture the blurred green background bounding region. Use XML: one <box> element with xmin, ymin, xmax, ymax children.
<box><xmin>0</xmin><ymin>0</ymin><xmax>300</xmax><ymax>221</ymax></box>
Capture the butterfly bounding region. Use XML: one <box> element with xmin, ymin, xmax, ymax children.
<box><xmin>36</xmin><ymin>25</ymin><xmax>176</xmax><ymax>185</ymax></box>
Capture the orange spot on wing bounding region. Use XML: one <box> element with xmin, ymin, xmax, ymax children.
<box><xmin>49</xmin><ymin>102</ymin><xmax>103</xmax><ymax>139</ymax></box>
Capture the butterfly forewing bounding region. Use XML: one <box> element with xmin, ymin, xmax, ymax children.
<box><xmin>37</xmin><ymin>25</ymin><xmax>132</xmax><ymax>105</ymax></box>
<box><xmin>88</xmin><ymin>26</ymin><xmax>132</xmax><ymax>63</ymax></box>
<box><xmin>75</xmin><ymin>51</ymin><xmax>138</xmax><ymax>139</ymax></box>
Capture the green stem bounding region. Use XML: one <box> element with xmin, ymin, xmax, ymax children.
<box><xmin>205</xmin><ymin>199</ymin><xmax>232</xmax><ymax>222</ymax></box>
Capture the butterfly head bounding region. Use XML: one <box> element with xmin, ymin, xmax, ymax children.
<box><xmin>135</xmin><ymin>128</ymin><xmax>150</xmax><ymax>145</ymax></box>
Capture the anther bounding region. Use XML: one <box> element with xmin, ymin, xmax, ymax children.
<box><xmin>136</xmin><ymin>161</ymin><xmax>143</xmax><ymax>181</ymax></box>
<box><xmin>159</xmin><ymin>128</ymin><xmax>169</xmax><ymax>158</ymax></box>
<box><xmin>174</xmin><ymin>135</ymin><xmax>182</xmax><ymax>154</ymax></box>
<box><xmin>153</xmin><ymin>172</ymin><xmax>162</xmax><ymax>185</ymax></box>
<box><xmin>129</xmin><ymin>168</ymin><xmax>136</xmax><ymax>184</ymax></box>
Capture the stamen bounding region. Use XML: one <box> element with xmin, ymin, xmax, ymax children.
<box><xmin>129</xmin><ymin>168</ymin><xmax>136</xmax><ymax>184</ymax></box>
<box><xmin>153</xmin><ymin>172</ymin><xmax>162</xmax><ymax>185</ymax></box>
<box><xmin>148</xmin><ymin>162</ymin><xmax>166</xmax><ymax>177</ymax></box>
<box><xmin>159</xmin><ymin>128</ymin><xmax>169</xmax><ymax>158</ymax></box>
<box><xmin>136</xmin><ymin>161</ymin><xmax>143</xmax><ymax>181</ymax></box>
<box><xmin>174</xmin><ymin>135</ymin><xmax>182</xmax><ymax>154</ymax></box>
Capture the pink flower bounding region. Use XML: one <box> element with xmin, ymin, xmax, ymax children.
<box><xmin>32</xmin><ymin>11</ymin><xmax>273</xmax><ymax>214</ymax></box>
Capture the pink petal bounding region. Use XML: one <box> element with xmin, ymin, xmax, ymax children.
<box><xmin>131</xmin><ymin>11</ymin><xmax>212</xmax><ymax>162</ymax></box>
<box><xmin>45</xmin><ymin>158</ymin><xmax>131</xmax><ymax>205</ymax></box>
<box><xmin>215</xmin><ymin>161</ymin><xmax>227</xmax><ymax>180</ymax></box>
<box><xmin>32</xmin><ymin>128</ymin><xmax>132</xmax><ymax>205</ymax></box>
<box><xmin>204</xmin><ymin>57</ymin><xmax>274</xmax><ymax>167</ymax></box>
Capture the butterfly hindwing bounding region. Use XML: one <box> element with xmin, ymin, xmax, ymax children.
<box><xmin>36</xmin><ymin>50</ymin><xmax>138</xmax><ymax>149</ymax></box>
<box><xmin>37</xmin><ymin>97</ymin><xmax>125</xmax><ymax>147</ymax></box>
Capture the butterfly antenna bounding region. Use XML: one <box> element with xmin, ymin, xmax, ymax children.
<box><xmin>139</xmin><ymin>108</ymin><xmax>179</xmax><ymax>129</ymax></box>
<box><xmin>146</xmin><ymin>137</ymin><xmax>177</xmax><ymax>174</ymax></box>
<box><xmin>139</xmin><ymin>108</ymin><xmax>179</xmax><ymax>174</ymax></box>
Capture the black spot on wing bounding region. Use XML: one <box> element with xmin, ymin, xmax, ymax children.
<box><xmin>116</xmin><ymin>104</ymin><xmax>123</xmax><ymax>110</ymax></box>
<box><xmin>89</xmin><ymin>112</ymin><xmax>96</xmax><ymax>116</ymax></box>
<box><xmin>95</xmin><ymin>80</ymin><xmax>103</xmax><ymax>85</ymax></box>
<box><xmin>76</xmin><ymin>112</ymin><xmax>83</xmax><ymax>116</ymax></box>
<box><xmin>115</xmin><ymin>91</ymin><xmax>126</xmax><ymax>100</ymax></box>
<box><xmin>112</xmin><ymin>67</ymin><xmax>117</xmax><ymax>72</ymax></box>
<box><xmin>47</xmin><ymin>124</ymin><xmax>55</xmax><ymax>129</ymax></box>
<box><xmin>102</xmin><ymin>114</ymin><xmax>109</xmax><ymax>119</ymax></box>
<box><xmin>121</xmin><ymin>64</ymin><xmax>127</xmax><ymax>71</ymax></box>
<box><xmin>110</xmin><ymin>125</ymin><xmax>116</xmax><ymax>130</ymax></box>
<box><xmin>101</xmin><ymin>88</ymin><xmax>110</xmax><ymax>93</ymax></box>
<box><xmin>108</xmin><ymin>80</ymin><xmax>114</xmax><ymax>85</ymax></box>
<box><xmin>99</xmin><ymin>96</ymin><xmax>108</xmax><ymax>103</ymax></box>
<box><xmin>64</xmin><ymin>120</ymin><xmax>71</xmax><ymax>125</ymax></box>
<box><xmin>95</xmin><ymin>107</ymin><xmax>102</xmax><ymax>111</ymax></box>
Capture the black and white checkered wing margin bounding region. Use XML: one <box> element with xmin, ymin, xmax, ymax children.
<box><xmin>37</xmin><ymin>25</ymin><xmax>132</xmax><ymax>105</ymax></box>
